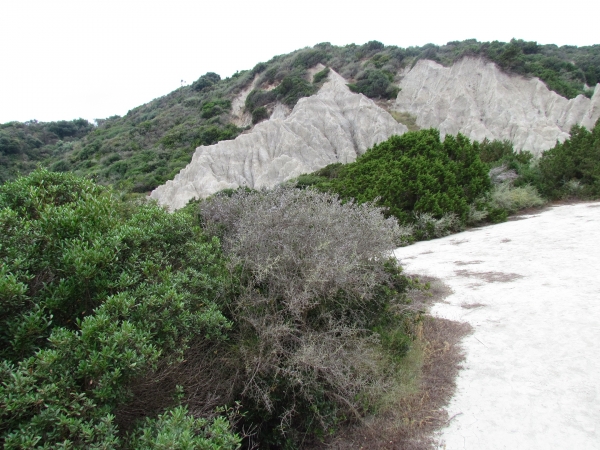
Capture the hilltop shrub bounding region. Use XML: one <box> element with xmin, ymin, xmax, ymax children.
<box><xmin>192</xmin><ymin>72</ymin><xmax>221</xmax><ymax>92</ymax></box>
<box><xmin>0</xmin><ymin>169</ymin><xmax>239</xmax><ymax>448</ymax></box>
<box><xmin>327</xmin><ymin>130</ymin><xmax>491</xmax><ymax>233</ymax></box>
<box><xmin>201</xmin><ymin>187</ymin><xmax>417</xmax><ymax>446</ymax></box>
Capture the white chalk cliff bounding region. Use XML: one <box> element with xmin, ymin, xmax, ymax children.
<box><xmin>394</xmin><ymin>58</ymin><xmax>600</xmax><ymax>154</ymax></box>
<box><xmin>151</xmin><ymin>71</ymin><xmax>407</xmax><ymax>210</ymax></box>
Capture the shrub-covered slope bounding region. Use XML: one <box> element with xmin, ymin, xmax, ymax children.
<box><xmin>1</xmin><ymin>39</ymin><xmax>598</xmax><ymax>193</ymax></box>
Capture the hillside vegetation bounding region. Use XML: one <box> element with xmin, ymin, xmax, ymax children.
<box><xmin>1</xmin><ymin>39</ymin><xmax>598</xmax><ymax>192</ymax></box>
<box><xmin>295</xmin><ymin>119</ymin><xmax>600</xmax><ymax>237</ymax></box>
<box><xmin>2</xmin><ymin>116</ymin><xmax>599</xmax><ymax>447</ymax></box>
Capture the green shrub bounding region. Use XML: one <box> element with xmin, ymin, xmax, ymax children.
<box><xmin>537</xmin><ymin>120</ymin><xmax>600</xmax><ymax>199</ymax></box>
<box><xmin>312</xmin><ymin>67</ymin><xmax>330</xmax><ymax>84</ymax></box>
<box><xmin>327</xmin><ymin>129</ymin><xmax>491</xmax><ymax>228</ymax></box>
<box><xmin>245</xmin><ymin>89</ymin><xmax>277</xmax><ymax>112</ymax></box>
<box><xmin>347</xmin><ymin>69</ymin><xmax>399</xmax><ymax>99</ymax></box>
<box><xmin>191</xmin><ymin>72</ymin><xmax>221</xmax><ymax>92</ymax></box>
<box><xmin>251</xmin><ymin>106</ymin><xmax>269</xmax><ymax>124</ymax></box>
<box><xmin>274</xmin><ymin>75</ymin><xmax>317</xmax><ymax>107</ymax></box>
<box><xmin>201</xmin><ymin>99</ymin><xmax>231</xmax><ymax>119</ymax></box>
<box><xmin>0</xmin><ymin>169</ymin><xmax>238</xmax><ymax>448</ymax></box>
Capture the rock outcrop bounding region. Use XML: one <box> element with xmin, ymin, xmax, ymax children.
<box><xmin>394</xmin><ymin>58</ymin><xmax>600</xmax><ymax>154</ymax></box>
<box><xmin>151</xmin><ymin>71</ymin><xmax>406</xmax><ymax>210</ymax></box>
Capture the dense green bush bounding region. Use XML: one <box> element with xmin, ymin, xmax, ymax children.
<box><xmin>537</xmin><ymin>120</ymin><xmax>600</xmax><ymax>198</ymax></box>
<box><xmin>0</xmin><ymin>169</ymin><xmax>240</xmax><ymax>448</ymax></box>
<box><xmin>251</xmin><ymin>106</ymin><xmax>269</xmax><ymax>124</ymax></box>
<box><xmin>245</xmin><ymin>89</ymin><xmax>277</xmax><ymax>112</ymax></box>
<box><xmin>347</xmin><ymin>69</ymin><xmax>399</xmax><ymax>99</ymax></box>
<box><xmin>323</xmin><ymin>130</ymin><xmax>491</xmax><ymax>231</ymax></box>
<box><xmin>192</xmin><ymin>72</ymin><xmax>221</xmax><ymax>92</ymax></box>
<box><xmin>312</xmin><ymin>67</ymin><xmax>330</xmax><ymax>84</ymax></box>
<box><xmin>201</xmin><ymin>99</ymin><xmax>231</xmax><ymax>119</ymax></box>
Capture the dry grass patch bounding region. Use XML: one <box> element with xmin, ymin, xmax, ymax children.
<box><xmin>315</xmin><ymin>317</ymin><xmax>471</xmax><ymax>450</ymax></box>
<box><xmin>390</xmin><ymin>111</ymin><xmax>421</xmax><ymax>131</ymax></box>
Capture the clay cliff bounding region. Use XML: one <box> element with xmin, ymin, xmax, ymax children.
<box><xmin>394</xmin><ymin>58</ymin><xmax>600</xmax><ymax>154</ymax></box>
<box><xmin>150</xmin><ymin>71</ymin><xmax>406</xmax><ymax>210</ymax></box>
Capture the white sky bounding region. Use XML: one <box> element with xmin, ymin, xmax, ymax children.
<box><xmin>2</xmin><ymin>0</ymin><xmax>599</xmax><ymax>124</ymax></box>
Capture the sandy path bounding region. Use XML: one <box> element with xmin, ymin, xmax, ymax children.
<box><xmin>393</xmin><ymin>202</ymin><xmax>600</xmax><ymax>449</ymax></box>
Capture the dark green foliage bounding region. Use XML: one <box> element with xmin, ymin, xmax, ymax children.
<box><xmin>312</xmin><ymin>67</ymin><xmax>330</xmax><ymax>84</ymax></box>
<box><xmin>0</xmin><ymin>119</ymin><xmax>94</xmax><ymax>183</ymax></box>
<box><xmin>292</xmin><ymin>49</ymin><xmax>328</xmax><ymax>69</ymax></box>
<box><xmin>251</xmin><ymin>106</ymin><xmax>269</xmax><ymax>124</ymax></box>
<box><xmin>347</xmin><ymin>69</ymin><xmax>399</xmax><ymax>99</ymax></box>
<box><xmin>201</xmin><ymin>99</ymin><xmax>231</xmax><ymax>119</ymax></box>
<box><xmin>245</xmin><ymin>89</ymin><xmax>277</xmax><ymax>112</ymax></box>
<box><xmin>537</xmin><ymin>120</ymin><xmax>600</xmax><ymax>198</ymax></box>
<box><xmin>275</xmin><ymin>75</ymin><xmax>317</xmax><ymax>107</ymax></box>
<box><xmin>192</xmin><ymin>72</ymin><xmax>221</xmax><ymax>92</ymax></box>
<box><xmin>0</xmin><ymin>169</ymin><xmax>239</xmax><ymax>448</ymax></box>
<box><xmin>0</xmin><ymin>133</ymin><xmax>22</xmax><ymax>155</ymax></box>
<box><xmin>47</xmin><ymin>119</ymin><xmax>94</xmax><ymax>139</ymax></box>
<box><xmin>324</xmin><ymin>130</ymin><xmax>490</xmax><ymax>226</ymax></box>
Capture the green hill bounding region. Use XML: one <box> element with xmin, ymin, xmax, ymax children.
<box><xmin>1</xmin><ymin>39</ymin><xmax>599</xmax><ymax>192</ymax></box>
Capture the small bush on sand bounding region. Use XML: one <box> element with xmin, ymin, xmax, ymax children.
<box><xmin>489</xmin><ymin>182</ymin><xmax>545</xmax><ymax>213</ymax></box>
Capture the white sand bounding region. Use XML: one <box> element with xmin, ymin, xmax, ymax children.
<box><xmin>394</xmin><ymin>202</ymin><xmax>600</xmax><ymax>449</ymax></box>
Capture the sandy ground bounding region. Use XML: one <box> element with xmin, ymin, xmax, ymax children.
<box><xmin>393</xmin><ymin>202</ymin><xmax>600</xmax><ymax>449</ymax></box>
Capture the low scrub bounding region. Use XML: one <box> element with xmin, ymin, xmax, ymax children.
<box><xmin>489</xmin><ymin>182</ymin><xmax>545</xmax><ymax>213</ymax></box>
<box><xmin>201</xmin><ymin>187</ymin><xmax>420</xmax><ymax>446</ymax></box>
<box><xmin>298</xmin><ymin>129</ymin><xmax>491</xmax><ymax>236</ymax></box>
<box><xmin>0</xmin><ymin>169</ymin><xmax>239</xmax><ymax>448</ymax></box>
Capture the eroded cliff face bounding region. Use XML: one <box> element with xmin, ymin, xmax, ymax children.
<box><xmin>394</xmin><ymin>58</ymin><xmax>600</xmax><ymax>154</ymax></box>
<box><xmin>150</xmin><ymin>71</ymin><xmax>406</xmax><ymax>210</ymax></box>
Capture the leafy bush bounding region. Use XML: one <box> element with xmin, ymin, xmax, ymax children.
<box><xmin>347</xmin><ymin>69</ymin><xmax>399</xmax><ymax>99</ymax></box>
<box><xmin>312</xmin><ymin>67</ymin><xmax>330</xmax><ymax>84</ymax></box>
<box><xmin>274</xmin><ymin>75</ymin><xmax>317</xmax><ymax>107</ymax></box>
<box><xmin>251</xmin><ymin>106</ymin><xmax>269</xmax><ymax>124</ymax></box>
<box><xmin>201</xmin><ymin>99</ymin><xmax>231</xmax><ymax>119</ymax></box>
<box><xmin>537</xmin><ymin>120</ymin><xmax>600</xmax><ymax>199</ymax></box>
<box><xmin>192</xmin><ymin>72</ymin><xmax>221</xmax><ymax>92</ymax></box>
<box><xmin>0</xmin><ymin>169</ymin><xmax>239</xmax><ymax>448</ymax></box>
<box><xmin>245</xmin><ymin>89</ymin><xmax>277</xmax><ymax>112</ymax></box>
<box><xmin>201</xmin><ymin>187</ymin><xmax>417</xmax><ymax>446</ymax></box>
<box><xmin>326</xmin><ymin>129</ymin><xmax>491</xmax><ymax>229</ymax></box>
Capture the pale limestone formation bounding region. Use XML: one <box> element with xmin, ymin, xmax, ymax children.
<box><xmin>151</xmin><ymin>71</ymin><xmax>407</xmax><ymax>210</ymax></box>
<box><xmin>394</xmin><ymin>58</ymin><xmax>600</xmax><ymax>154</ymax></box>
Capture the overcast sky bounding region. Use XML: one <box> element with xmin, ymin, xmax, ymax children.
<box><xmin>2</xmin><ymin>0</ymin><xmax>599</xmax><ymax>124</ymax></box>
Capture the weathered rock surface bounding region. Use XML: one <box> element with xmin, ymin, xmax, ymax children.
<box><xmin>394</xmin><ymin>58</ymin><xmax>600</xmax><ymax>154</ymax></box>
<box><xmin>151</xmin><ymin>71</ymin><xmax>406</xmax><ymax>210</ymax></box>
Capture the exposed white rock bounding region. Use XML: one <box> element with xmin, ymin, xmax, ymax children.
<box><xmin>151</xmin><ymin>70</ymin><xmax>407</xmax><ymax>210</ymax></box>
<box><xmin>394</xmin><ymin>58</ymin><xmax>600</xmax><ymax>155</ymax></box>
<box><xmin>269</xmin><ymin>103</ymin><xmax>291</xmax><ymax>120</ymax></box>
